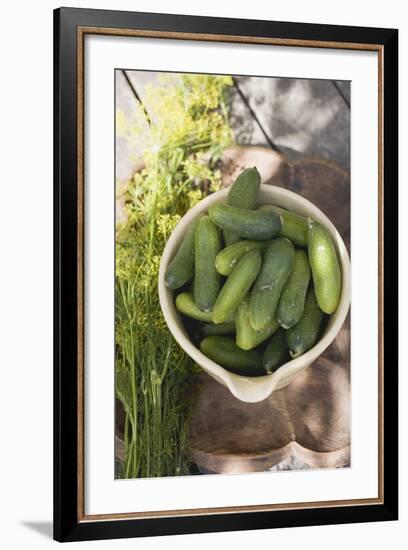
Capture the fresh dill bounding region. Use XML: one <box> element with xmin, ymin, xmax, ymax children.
<box><xmin>115</xmin><ymin>74</ymin><xmax>233</xmax><ymax>478</ymax></box>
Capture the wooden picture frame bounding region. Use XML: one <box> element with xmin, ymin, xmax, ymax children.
<box><xmin>54</xmin><ymin>7</ymin><xmax>398</xmax><ymax>542</ymax></box>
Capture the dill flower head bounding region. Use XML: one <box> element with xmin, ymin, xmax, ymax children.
<box><xmin>156</xmin><ymin>214</ymin><xmax>181</xmax><ymax>240</ymax></box>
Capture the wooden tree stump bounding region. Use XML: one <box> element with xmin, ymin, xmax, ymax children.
<box><xmin>190</xmin><ymin>358</ymin><xmax>350</xmax><ymax>473</ymax></box>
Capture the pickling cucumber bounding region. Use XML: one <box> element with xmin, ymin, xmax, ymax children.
<box><xmin>277</xmin><ymin>249</ymin><xmax>311</xmax><ymax>329</ymax></box>
<box><xmin>286</xmin><ymin>286</ymin><xmax>324</xmax><ymax>357</ymax></box>
<box><xmin>213</xmin><ymin>250</ymin><xmax>262</xmax><ymax>324</ymax></box>
<box><xmin>249</xmin><ymin>238</ymin><xmax>295</xmax><ymax>331</ymax></box>
<box><xmin>165</xmin><ymin>221</ymin><xmax>196</xmax><ymax>289</ymax></box>
<box><xmin>224</xmin><ymin>167</ymin><xmax>261</xmax><ymax>245</ymax></box>
<box><xmin>308</xmin><ymin>219</ymin><xmax>342</xmax><ymax>314</ymax></box>
<box><xmin>175</xmin><ymin>292</ymin><xmax>214</xmax><ymax>322</ymax></box>
<box><xmin>209</xmin><ymin>204</ymin><xmax>281</xmax><ymax>240</ymax></box>
<box><xmin>236</xmin><ymin>300</ymin><xmax>279</xmax><ymax>350</ymax></box>
<box><xmin>199</xmin><ymin>320</ymin><xmax>236</xmax><ymax>337</ymax></box>
<box><xmin>194</xmin><ymin>216</ymin><xmax>222</xmax><ymax>312</ymax></box>
<box><xmin>261</xmin><ymin>205</ymin><xmax>308</xmax><ymax>247</ymax></box>
<box><xmin>215</xmin><ymin>240</ymin><xmax>267</xmax><ymax>276</ymax></box>
<box><xmin>200</xmin><ymin>335</ymin><xmax>266</xmax><ymax>377</ymax></box>
<box><xmin>262</xmin><ymin>328</ymin><xmax>289</xmax><ymax>373</ymax></box>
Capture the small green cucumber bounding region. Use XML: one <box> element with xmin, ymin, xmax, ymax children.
<box><xmin>224</xmin><ymin>167</ymin><xmax>261</xmax><ymax>245</ymax></box>
<box><xmin>175</xmin><ymin>292</ymin><xmax>214</xmax><ymax>322</ymax></box>
<box><xmin>227</xmin><ymin>167</ymin><xmax>261</xmax><ymax>208</ymax></box>
<box><xmin>307</xmin><ymin>219</ymin><xmax>342</xmax><ymax>314</ymax></box>
<box><xmin>262</xmin><ymin>328</ymin><xmax>289</xmax><ymax>373</ymax></box>
<box><xmin>200</xmin><ymin>335</ymin><xmax>266</xmax><ymax>377</ymax></box>
<box><xmin>209</xmin><ymin>204</ymin><xmax>281</xmax><ymax>241</ymax></box>
<box><xmin>249</xmin><ymin>238</ymin><xmax>295</xmax><ymax>331</ymax></box>
<box><xmin>194</xmin><ymin>216</ymin><xmax>222</xmax><ymax>312</ymax></box>
<box><xmin>286</xmin><ymin>286</ymin><xmax>324</xmax><ymax>358</ymax></box>
<box><xmin>165</xmin><ymin>221</ymin><xmax>196</xmax><ymax>289</ymax></box>
<box><xmin>261</xmin><ymin>205</ymin><xmax>308</xmax><ymax>247</ymax></box>
<box><xmin>213</xmin><ymin>250</ymin><xmax>262</xmax><ymax>324</ymax></box>
<box><xmin>236</xmin><ymin>300</ymin><xmax>279</xmax><ymax>351</ymax></box>
<box><xmin>277</xmin><ymin>249</ymin><xmax>311</xmax><ymax>329</ymax></box>
<box><xmin>215</xmin><ymin>240</ymin><xmax>266</xmax><ymax>276</ymax></box>
<box><xmin>199</xmin><ymin>320</ymin><xmax>236</xmax><ymax>337</ymax></box>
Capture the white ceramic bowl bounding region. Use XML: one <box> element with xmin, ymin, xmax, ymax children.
<box><xmin>158</xmin><ymin>184</ymin><xmax>350</xmax><ymax>403</ymax></box>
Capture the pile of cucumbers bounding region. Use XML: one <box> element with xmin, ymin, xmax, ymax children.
<box><xmin>165</xmin><ymin>167</ymin><xmax>342</xmax><ymax>378</ymax></box>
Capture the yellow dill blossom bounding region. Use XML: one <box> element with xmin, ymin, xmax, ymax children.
<box><xmin>156</xmin><ymin>214</ymin><xmax>181</xmax><ymax>239</ymax></box>
<box><xmin>186</xmin><ymin>190</ymin><xmax>203</xmax><ymax>208</ymax></box>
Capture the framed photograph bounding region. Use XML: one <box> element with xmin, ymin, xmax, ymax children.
<box><xmin>54</xmin><ymin>7</ymin><xmax>398</xmax><ymax>542</ymax></box>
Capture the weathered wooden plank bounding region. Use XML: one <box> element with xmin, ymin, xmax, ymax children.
<box><xmin>229</xmin><ymin>80</ymin><xmax>272</xmax><ymax>148</ymax></box>
<box><xmin>124</xmin><ymin>69</ymin><xmax>162</xmax><ymax>109</ymax></box>
<box><xmin>231</xmin><ymin>76</ymin><xmax>350</xmax><ymax>171</ymax></box>
<box><xmin>115</xmin><ymin>70</ymin><xmax>141</xmax><ymax>183</ymax></box>
<box><xmin>334</xmin><ymin>80</ymin><xmax>351</xmax><ymax>106</ymax></box>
